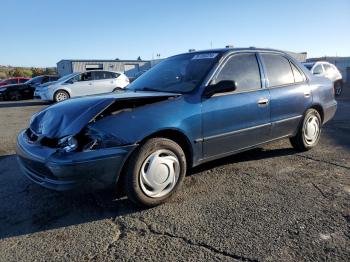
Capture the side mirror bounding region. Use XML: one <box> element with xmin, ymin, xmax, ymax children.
<box><xmin>204</xmin><ymin>80</ymin><xmax>237</xmax><ymax>97</ymax></box>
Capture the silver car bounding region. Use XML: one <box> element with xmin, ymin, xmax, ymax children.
<box><xmin>303</xmin><ymin>61</ymin><xmax>343</xmax><ymax>96</ymax></box>
<box><xmin>34</xmin><ymin>70</ymin><xmax>130</xmax><ymax>102</ymax></box>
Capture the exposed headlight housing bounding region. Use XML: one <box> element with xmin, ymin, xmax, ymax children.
<box><xmin>58</xmin><ymin>135</ymin><xmax>78</xmax><ymax>152</ymax></box>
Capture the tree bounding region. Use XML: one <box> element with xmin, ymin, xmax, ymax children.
<box><xmin>44</xmin><ymin>67</ymin><xmax>56</xmax><ymax>75</ymax></box>
<box><xmin>137</xmin><ymin>56</ymin><xmax>142</xmax><ymax>61</ymax></box>
<box><xmin>9</xmin><ymin>67</ymin><xmax>32</xmax><ymax>77</ymax></box>
<box><xmin>0</xmin><ymin>71</ymin><xmax>7</xmax><ymax>79</ymax></box>
<box><xmin>31</xmin><ymin>67</ymin><xmax>45</xmax><ymax>77</ymax></box>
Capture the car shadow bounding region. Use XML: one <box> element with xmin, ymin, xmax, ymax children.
<box><xmin>0</xmin><ymin>146</ymin><xmax>297</xmax><ymax>240</ymax></box>
<box><xmin>0</xmin><ymin>100</ymin><xmax>50</xmax><ymax>108</ymax></box>
<box><xmin>190</xmin><ymin>147</ymin><xmax>297</xmax><ymax>175</ymax></box>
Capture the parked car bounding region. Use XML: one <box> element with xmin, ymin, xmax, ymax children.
<box><xmin>17</xmin><ymin>48</ymin><xmax>337</xmax><ymax>206</ymax></box>
<box><xmin>0</xmin><ymin>75</ymin><xmax>59</xmax><ymax>101</ymax></box>
<box><xmin>0</xmin><ymin>77</ymin><xmax>31</xmax><ymax>86</ymax></box>
<box><xmin>34</xmin><ymin>70</ymin><xmax>130</xmax><ymax>102</ymax></box>
<box><xmin>303</xmin><ymin>61</ymin><xmax>343</xmax><ymax>96</ymax></box>
<box><xmin>129</xmin><ymin>70</ymin><xmax>148</xmax><ymax>83</ymax></box>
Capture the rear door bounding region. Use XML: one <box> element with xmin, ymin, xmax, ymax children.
<box><xmin>91</xmin><ymin>71</ymin><xmax>116</xmax><ymax>94</ymax></box>
<box><xmin>202</xmin><ymin>52</ymin><xmax>271</xmax><ymax>159</ymax></box>
<box><xmin>259</xmin><ymin>53</ymin><xmax>311</xmax><ymax>139</ymax></box>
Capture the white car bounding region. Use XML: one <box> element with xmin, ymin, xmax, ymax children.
<box><xmin>34</xmin><ymin>70</ymin><xmax>130</xmax><ymax>102</ymax></box>
<box><xmin>303</xmin><ymin>61</ymin><xmax>343</xmax><ymax>96</ymax></box>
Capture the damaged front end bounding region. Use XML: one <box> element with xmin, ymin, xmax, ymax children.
<box><xmin>16</xmin><ymin>92</ymin><xmax>180</xmax><ymax>191</ymax></box>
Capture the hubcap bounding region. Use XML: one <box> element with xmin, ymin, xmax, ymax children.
<box><xmin>139</xmin><ymin>149</ymin><xmax>180</xmax><ymax>198</ymax></box>
<box><xmin>56</xmin><ymin>92</ymin><xmax>68</xmax><ymax>102</ymax></box>
<box><xmin>304</xmin><ymin>115</ymin><xmax>320</xmax><ymax>145</ymax></box>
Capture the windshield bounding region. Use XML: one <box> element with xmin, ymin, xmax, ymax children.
<box><xmin>127</xmin><ymin>52</ymin><xmax>221</xmax><ymax>93</ymax></box>
<box><xmin>25</xmin><ymin>76</ymin><xmax>42</xmax><ymax>85</ymax></box>
<box><xmin>58</xmin><ymin>72</ymin><xmax>79</xmax><ymax>82</ymax></box>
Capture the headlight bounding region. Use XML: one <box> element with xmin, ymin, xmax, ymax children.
<box><xmin>0</xmin><ymin>87</ymin><xmax>7</xmax><ymax>92</ymax></box>
<box><xmin>58</xmin><ymin>135</ymin><xmax>78</xmax><ymax>152</ymax></box>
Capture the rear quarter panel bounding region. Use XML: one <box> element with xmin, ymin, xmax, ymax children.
<box><xmin>309</xmin><ymin>75</ymin><xmax>337</xmax><ymax>124</ymax></box>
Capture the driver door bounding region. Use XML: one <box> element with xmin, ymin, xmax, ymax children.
<box><xmin>71</xmin><ymin>72</ymin><xmax>95</xmax><ymax>97</ymax></box>
<box><xmin>201</xmin><ymin>53</ymin><xmax>271</xmax><ymax>159</ymax></box>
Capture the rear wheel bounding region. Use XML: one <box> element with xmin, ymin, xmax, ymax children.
<box><xmin>290</xmin><ymin>109</ymin><xmax>321</xmax><ymax>151</ymax></box>
<box><xmin>54</xmin><ymin>90</ymin><xmax>70</xmax><ymax>102</ymax></box>
<box><xmin>124</xmin><ymin>138</ymin><xmax>187</xmax><ymax>207</ymax></box>
<box><xmin>334</xmin><ymin>81</ymin><xmax>343</xmax><ymax>96</ymax></box>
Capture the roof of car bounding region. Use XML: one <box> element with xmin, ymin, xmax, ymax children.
<box><xmin>174</xmin><ymin>47</ymin><xmax>296</xmax><ymax>58</ymax></box>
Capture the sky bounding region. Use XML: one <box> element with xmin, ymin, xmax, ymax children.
<box><xmin>1</xmin><ymin>0</ymin><xmax>349</xmax><ymax>67</ymax></box>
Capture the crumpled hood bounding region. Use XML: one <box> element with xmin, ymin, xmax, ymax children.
<box><xmin>29</xmin><ymin>91</ymin><xmax>180</xmax><ymax>138</ymax></box>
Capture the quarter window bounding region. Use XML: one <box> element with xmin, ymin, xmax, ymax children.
<box><xmin>323</xmin><ymin>64</ymin><xmax>332</xmax><ymax>73</ymax></box>
<box><xmin>215</xmin><ymin>53</ymin><xmax>261</xmax><ymax>92</ymax></box>
<box><xmin>313</xmin><ymin>65</ymin><xmax>323</xmax><ymax>75</ymax></box>
<box><xmin>261</xmin><ymin>54</ymin><xmax>294</xmax><ymax>87</ymax></box>
<box><xmin>290</xmin><ymin>62</ymin><xmax>306</xmax><ymax>83</ymax></box>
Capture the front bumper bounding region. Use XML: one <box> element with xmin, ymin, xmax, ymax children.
<box><xmin>34</xmin><ymin>89</ymin><xmax>51</xmax><ymax>100</ymax></box>
<box><xmin>16</xmin><ymin>130</ymin><xmax>137</xmax><ymax>191</ymax></box>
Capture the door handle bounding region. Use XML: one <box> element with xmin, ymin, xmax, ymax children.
<box><xmin>304</xmin><ymin>91</ymin><xmax>311</xmax><ymax>97</ymax></box>
<box><xmin>257</xmin><ymin>98</ymin><xmax>269</xmax><ymax>105</ymax></box>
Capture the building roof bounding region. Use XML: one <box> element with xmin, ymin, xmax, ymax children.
<box><xmin>57</xmin><ymin>59</ymin><xmax>150</xmax><ymax>64</ymax></box>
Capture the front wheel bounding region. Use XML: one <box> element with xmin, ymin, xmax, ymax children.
<box><xmin>124</xmin><ymin>138</ymin><xmax>187</xmax><ymax>207</ymax></box>
<box><xmin>290</xmin><ymin>109</ymin><xmax>321</xmax><ymax>151</ymax></box>
<box><xmin>54</xmin><ymin>90</ymin><xmax>70</xmax><ymax>102</ymax></box>
<box><xmin>9</xmin><ymin>91</ymin><xmax>21</xmax><ymax>101</ymax></box>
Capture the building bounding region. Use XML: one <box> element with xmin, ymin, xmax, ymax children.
<box><xmin>57</xmin><ymin>50</ymin><xmax>307</xmax><ymax>79</ymax></box>
<box><xmin>286</xmin><ymin>51</ymin><xmax>307</xmax><ymax>62</ymax></box>
<box><xmin>57</xmin><ymin>59</ymin><xmax>151</xmax><ymax>77</ymax></box>
<box><xmin>306</xmin><ymin>56</ymin><xmax>350</xmax><ymax>83</ymax></box>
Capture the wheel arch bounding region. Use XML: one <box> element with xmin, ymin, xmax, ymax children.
<box><xmin>308</xmin><ymin>104</ymin><xmax>324</xmax><ymax>123</ymax></box>
<box><xmin>115</xmin><ymin>128</ymin><xmax>194</xmax><ymax>192</ymax></box>
<box><xmin>53</xmin><ymin>89</ymin><xmax>71</xmax><ymax>101</ymax></box>
<box><xmin>138</xmin><ymin>128</ymin><xmax>194</xmax><ymax>168</ymax></box>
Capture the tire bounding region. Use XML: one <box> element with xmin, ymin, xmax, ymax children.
<box><xmin>54</xmin><ymin>90</ymin><xmax>70</xmax><ymax>102</ymax></box>
<box><xmin>9</xmin><ymin>91</ymin><xmax>21</xmax><ymax>101</ymax></box>
<box><xmin>124</xmin><ymin>138</ymin><xmax>187</xmax><ymax>207</ymax></box>
<box><xmin>334</xmin><ymin>81</ymin><xmax>343</xmax><ymax>96</ymax></box>
<box><xmin>112</xmin><ymin>87</ymin><xmax>123</xmax><ymax>92</ymax></box>
<box><xmin>290</xmin><ymin>109</ymin><xmax>322</xmax><ymax>151</ymax></box>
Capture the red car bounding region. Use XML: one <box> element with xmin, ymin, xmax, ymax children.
<box><xmin>0</xmin><ymin>77</ymin><xmax>31</xmax><ymax>86</ymax></box>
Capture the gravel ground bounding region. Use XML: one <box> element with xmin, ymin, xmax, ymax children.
<box><xmin>0</xmin><ymin>90</ymin><xmax>349</xmax><ymax>262</ymax></box>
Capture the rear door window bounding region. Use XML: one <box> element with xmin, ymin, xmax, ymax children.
<box><xmin>261</xmin><ymin>53</ymin><xmax>294</xmax><ymax>87</ymax></box>
<box><xmin>313</xmin><ymin>65</ymin><xmax>324</xmax><ymax>74</ymax></box>
<box><xmin>93</xmin><ymin>71</ymin><xmax>114</xmax><ymax>80</ymax></box>
<box><xmin>8</xmin><ymin>79</ymin><xmax>17</xmax><ymax>84</ymax></box>
<box><xmin>215</xmin><ymin>53</ymin><xmax>262</xmax><ymax>92</ymax></box>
